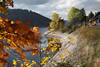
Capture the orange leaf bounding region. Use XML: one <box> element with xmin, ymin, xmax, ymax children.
<box><xmin>16</xmin><ymin>20</ymin><xmax>21</xmax><ymax>24</ymax></box>
<box><xmin>25</xmin><ymin>20</ymin><xmax>30</xmax><ymax>25</ymax></box>
<box><xmin>3</xmin><ymin>52</ymin><xmax>9</xmax><ymax>58</ymax></box>
<box><xmin>0</xmin><ymin>63</ymin><xmax>3</xmax><ymax>67</ymax></box>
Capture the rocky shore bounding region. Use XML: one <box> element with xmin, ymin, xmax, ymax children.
<box><xmin>43</xmin><ymin>31</ymin><xmax>78</xmax><ymax>67</ymax></box>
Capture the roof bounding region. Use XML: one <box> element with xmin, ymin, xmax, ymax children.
<box><xmin>91</xmin><ymin>12</ymin><xmax>100</xmax><ymax>21</ymax></box>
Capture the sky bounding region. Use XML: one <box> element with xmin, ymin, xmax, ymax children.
<box><xmin>12</xmin><ymin>0</ymin><xmax>100</xmax><ymax>19</ymax></box>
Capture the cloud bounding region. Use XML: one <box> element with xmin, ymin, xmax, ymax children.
<box><xmin>96</xmin><ymin>0</ymin><xmax>100</xmax><ymax>2</ymax></box>
<box><xmin>12</xmin><ymin>0</ymin><xmax>100</xmax><ymax>19</ymax></box>
<box><xmin>77</xmin><ymin>0</ymin><xmax>100</xmax><ymax>14</ymax></box>
<box><xmin>13</xmin><ymin>0</ymin><xmax>49</xmax><ymax>5</ymax></box>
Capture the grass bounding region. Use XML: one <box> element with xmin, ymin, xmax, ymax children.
<box><xmin>79</xmin><ymin>26</ymin><xmax>100</xmax><ymax>41</ymax></box>
<box><xmin>77</xmin><ymin>25</ymin><xmax>100</xmax><ymax>67</ymax></box>
<box><xmin>54</xmin><ymin>25</ymin><xmax>100</xmax><ymax>67</ymax></box>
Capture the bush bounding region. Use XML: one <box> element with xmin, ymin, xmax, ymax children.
<box><xmin>56</xmin><ymin>61</ymin><xmax>73</xmax><ymax>67</ymax></box>
<box><xmin>64</xmin><ymin>24</ymin><xmax>76</xmax><ymax>33</ymax></box>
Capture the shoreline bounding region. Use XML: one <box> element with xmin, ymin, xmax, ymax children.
<box><xmin>43</xmin><ymin>30</ymin><xmax>78</xmax><ymax>67</ymax></box>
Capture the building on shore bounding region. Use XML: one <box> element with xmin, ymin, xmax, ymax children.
<box><xmin>88</xmin><ymin>12</ymin><xmax>100</xmax><ymax>26</ymax></box>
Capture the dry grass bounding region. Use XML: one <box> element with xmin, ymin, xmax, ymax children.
<box><xmin>76</xmin><ymin>26</ymin><xmax>100</xmax><ymax>67</ymax></box>
<box><xmin>79</xmin><ymin>26</ymin><xmax>100</xmax><ymax>42</ymax></box>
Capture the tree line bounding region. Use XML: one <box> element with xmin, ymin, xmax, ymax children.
<box><xmin>49</xmin><ymin>7</ymin><xmax>95</xmax><ymax>33</ymax></box>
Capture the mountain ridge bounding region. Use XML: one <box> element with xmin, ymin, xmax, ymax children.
<box><xmin>0</xmin><ymin>9</ymin><xmax>51</xmax><ymax>27</ymax></box>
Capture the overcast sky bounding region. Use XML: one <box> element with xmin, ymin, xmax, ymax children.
<box><xmin>12</xmin><ymin>0</ymin><xmax>100</xmax><ymax>19</ymax></box>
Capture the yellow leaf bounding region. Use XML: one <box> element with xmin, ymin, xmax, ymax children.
<box><xmin>71</xmin><ymin>54</ymin><xmax>74</xmax><ymax>56</ymax></box>
<box><xmin>68</xmin><ymin>36</ymin><xmax>71</xmax><ymax>39</ymax></box>
<box><xmin>47</xmin><ymin>52</ymin><xmax>49</xmax><ymax>54</ymax></box>
<box><xmin>73</xmin><ymin>37</ymin><xmax>77</xmax><ymax>40</ymax></box>
<box><xmin>43</xmin><ymin>52</ymin><xmax>46</xmax><ymax>54</ymax></box>
<box><xmin>13</xmin><ymin>59</ymin><xmax>17</xmax><ymax>65</ymax></box>
<box><xmin>11</xmin><ymin>21</ymin><xmax>14</xmax><ymax>24</ymax></box>
<box><xmin>54</xmin><ymin>44</ymin><xmax>57</xmax><ymax>47</ymax></box>
<box><xmin>50</xmin><ymin>29</ymin><xmax>54</xmax><ymax>31</ymax></box>
<box><xmin>4</xmin><ymin>46</ymin><xmax>9</xmax><ymax>50</ymax></box>
<box><xmin>21</xmin><ymin>63</ymin><xmax>24</xmax><ymax>67</ymax></box>
<box><xmin>51</xmin><ymin>47</ymin><xmax>57</xmax><ymax>52</ymax></box>
<box><xmin>41</xmin><ymin>57</ymin><xmax>50</xmax><ymax>65</ymax></box>
<box><xmin>60</xmin><ymin>40</ymin><xmax>62</xmax><ymax>42</ymax></box>
<box><xmin>32</xmin><ymin>60</ymin><xmax>36</xmax><ymax>64</ymax></box>
<box><xmin>53</xmin><ymin>32</ymin><xmax>56</xmax><ymax>34</ymax></box>
<box><xmin>61</xmin><ymin>53</ymin><xmax>65</xmax><ymax>59</ymax></box>
<box><xmin>43</xmin><ymin>48</ymin><xmax>46</xmax><ymax>51</ymax></box>
<box><xmin>53</xmin><ymin>37</ymin><xmax>56</xmax><ymax>40</ymax></box>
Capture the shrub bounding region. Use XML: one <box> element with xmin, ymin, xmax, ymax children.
<box><xmin>56</xmin><ymin>61</ymin><xmax>73</xmax><ymax>67</ymax></box>
<box><xmin>65</xmin><ymin>24</ymin><xmax>76</xmax><ymax>33</ymax></box>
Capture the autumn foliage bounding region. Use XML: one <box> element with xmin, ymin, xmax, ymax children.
<box><xmin>0</xmin><ymin>17</ymin><xmax>41</xmax><ymax>67</ymax></box>
<box><xmin>0</xmin><ymin>0</ymin><xmax>14</xmax><ymax>14</ymax></box>
<box><xmin>0</xmin><ymin>16</ymin><xmax>62</xmax><ymax>67</ymax></box>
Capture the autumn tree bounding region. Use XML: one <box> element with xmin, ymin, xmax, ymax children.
<box><xmin>49</xmin><ymin>13</ymin><xmax>65</xmax><ymax>32</ymax></box>
<box><xmin>0</xmin><ymin>1</ymin><xmax>63</xmax><ymax>67</ymax></box>
<box><xmin>51</xmin><ymin>12</ymin><xmax>59</xmax><ymax>22</ymax></box>
<box><xmin>0</xmin><ymin>17</ymin><xmax>41</xmax><ymax>67</ymax></box>
<box><xmin>0</xmin><ymin>0</ymin><xmax>14</xmax><ymax>14</ymax></box>
<box><xmin>0</xmin><ymin>16</ymin><xmax>62</xmax><ymax>67</ymax></box>
<box><xmin>49</xmin><ymin>21</ymin><xmax>56</xmax><ymax>29</ymax></box>
<box><xmin>49</xmin><ymin>12</ymin><xmax>59</xmax><ymax>30</ymax></box>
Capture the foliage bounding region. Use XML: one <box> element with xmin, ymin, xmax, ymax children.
<box><xmin>49</xmin><ymin>21</ymin><xmax>56</xmax><ymax>29</ymax></box>
<box><xmin>49</xmin><ymin>12</ymin><xmax>59</xmax><ymax>30</ymax></box>
<box><xmin>69</xmin><ymin>17</ymin><xmax>81</xmax><ymax>27</ymax></box>
<box><xmin>0</xmin><ymin>17</ymin><xmax>41</xmax><ymax>67</ymax></box>
<box><xmin>63</xmin><ymin>24</ymin><xmax>76</xmax><ymax>33</ymax></box>
<box><xmin>80</xmin><ymin>8</ymin><xmax>86</xmax><ymax>22</ymax></box>
<box><xmin>0</xmin><ymin>16</ymin><xmax>63</xmax><ymax>67</ymax></box>
<box><xmin>0</xmin><ymin>0</ymin><xmax>14</xmax><ymax>14</ymax></box>
<box><xmin>0</xmin><ymin>17</ymin><xmax>63</xmax><ymax>67</ymax></box>
<box><xmin>67</xmin><ymin>7</ymin><xmax>83</xmax><ymax>22</ymax></box>
<box><xmin>68</xmin><ymin>25</ymin><xmax>76</xmax><ymax>33</ymax></box>
<box><xmin>12</xmin><ymin>59</ymin><xmax>38</xmax><ymax>67</ymax></box>
<box><xmin>66</xmin><ymin>7</ymin><xmax>87</xmax><ymax>33</ymax></box>
<box><xmin>49</xmin><ymin>14</ymin><xmax>65</xmax><ymax>32</ymax></box>
<box><xmin>51</xmin><ymin>12</ymin><xmax>59</xmax><ymax>22</ymax></box>
<box><xmin>56</xmin><ymin>61</ymin><xmax>73</xmax><ymax>67</ymax></box>
<box><xmin>88</xmin><ymin>11</ymin><xmax>94</xmax><ymax>20</ymax></box>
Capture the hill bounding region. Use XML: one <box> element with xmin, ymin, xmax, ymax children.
<box><xmin>0</xmin><ymin>9</ymin><xmax>51</xmax><ymax>27</ymax></box>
